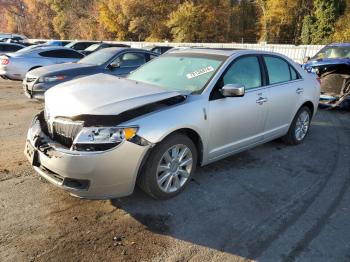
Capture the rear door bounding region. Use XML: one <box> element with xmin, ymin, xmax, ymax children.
<box><xmin>262</xmin><ymin>55</ymin><xmax>303</xmax><ymax>139</ymax></box>
<box><xmin>207</xmin><ymin>55</ymin><xmax>269</xmax><ymax>160</ymax></box>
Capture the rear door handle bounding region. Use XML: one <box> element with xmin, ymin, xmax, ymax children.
<box><xmin>256</xmin><ymin>97</ymin><xmax>268</xmax><ymax>105</ymax></box>
<box><xmin>296</xmin><ymin>88</ymin><xmax>304</xmax><ymax>94</ymax></box>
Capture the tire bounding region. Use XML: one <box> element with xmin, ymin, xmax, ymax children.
<box><xmin>283</xmin><ymin>106</ymin><xmax>312</xmax><ymax>145</ymax></box>
<box><xmin>138</xmin><ymin>133</ymin><xmax>198</xmax><ymax>200</ymax></box>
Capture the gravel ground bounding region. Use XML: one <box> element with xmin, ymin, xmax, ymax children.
<box><xmin>0</xmin><ymin>79</ymin><xmax>349</xmax><ymax>262</ymax></box>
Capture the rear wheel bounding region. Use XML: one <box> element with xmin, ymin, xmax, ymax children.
<box><xmin>283</xmin><ymin>106</ymin><xmax>312</xmax><ymax>145</ymax></box>
<box><xmin>138</xmin><ymin>133</ymin><xmax>197</xmax><ymax>200</ymax></box>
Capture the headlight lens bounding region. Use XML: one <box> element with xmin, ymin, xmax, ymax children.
<box><xmin>39</xmin><ymin>75</ymin><xmax>66</xmax><ymax>83</ymax></box>
<box><xmin>73</xmin><ymin>126</ymin><xmax>138</xmax><ymax>151</ymax></box>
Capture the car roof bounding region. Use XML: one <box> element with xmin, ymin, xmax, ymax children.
<box><xmin>97</xmin><ymin>47</ymin><xmax>158</xmax><ymax>53</ymax></box>
<box><xmin>32</xmin><ymin>46</ymin><xmax>76</xmax><ymax>52</ymax></box>
<box><xmin>169</xmin><ymin>47</ymin><xmax>244</xmax><ymax>57</ymax></box>
<box><xmin>13</xmin><ymin>45</ymin><xmax>79</xmax><ymax>56</ymax></box>
<box><xmin>168</xmin><ymin>48</ymin><xmax>296</xmax><ymax>61</ymax></box>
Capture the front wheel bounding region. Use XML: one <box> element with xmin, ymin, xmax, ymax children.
<box><xmin>138</xmin><ymin>133</ymin><xmax>197</xmax><ymax>200</ymax></box>
<box><xmin>283</xmin><ymin>106</ymin><xmax>312</xmax><ymax>145</ymax></box>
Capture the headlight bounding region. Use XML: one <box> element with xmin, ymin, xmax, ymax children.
<box><xmin>73</xmin><ymin>126</ymin><xmax>138</xmax><ymax>151</ymax></box>
<box><xmin>39</xmin><ymin>75</ymin><xmax>66</xmax><ymax>83</ymax></box>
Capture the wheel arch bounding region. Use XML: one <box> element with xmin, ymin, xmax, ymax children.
<box><xmin>301</xmin><ymin>100</ymin><xmax>315</xmax><ymax>117</ymax></box>
<box><xmin>28</xmin><ymin>65</ymin><xmax>42</xmax><ymax>72</ymax></box>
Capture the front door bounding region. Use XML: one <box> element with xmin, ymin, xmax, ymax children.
<box><xmin>207</xmin><ymin>55</ymin><xmax>269</xmax><ymax>161</ymax></box>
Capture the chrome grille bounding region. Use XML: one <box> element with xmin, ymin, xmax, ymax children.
<box><xmin>52</xmin><ymin>118</ymin><xmax>83</xmax><ymax>148</ymax></box>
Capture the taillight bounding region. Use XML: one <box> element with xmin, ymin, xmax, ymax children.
<box><xmin>1</xmin><ymin>58</ymin><xmax>9</xmax><ymax>65</ymax></box>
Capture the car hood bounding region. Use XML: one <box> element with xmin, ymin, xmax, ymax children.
<box><xmin>30</xmin><ymin>62</ymin><xmax>96</xmax><ymax>77</ymax></box>
<box><xmin>45</xmin><ymin>73</ymin><xmax>182</xmax><ymax>118</ymax></box>
<box><xmin>304</xmin><ymin>58</ymin><xmax>350</xmax><ymax>69</ymax></box>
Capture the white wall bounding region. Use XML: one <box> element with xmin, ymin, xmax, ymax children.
<box><xmin>30</xmin><ymin>39</ymin><xmax>324</xmax><ymax>63</ymax></box>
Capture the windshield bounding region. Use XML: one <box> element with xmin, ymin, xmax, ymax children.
<box><xmin>78</xmin><ymin>48</ymin><xmax>116</xmax><ymax>65</ymax></box>
<box><xmin>313</xmin><ymin>46</ymin><xmax>350</xmax><ymax>59</ymax></box>
<box><xmin>127</xmin><ymin>53</ymin><xmax>225</xmax><ymax>93</ymax></box>
<box><xmin>84</xmin><ymin>43</ymin><xmax>101</xmax><ymax>52</ymax></box>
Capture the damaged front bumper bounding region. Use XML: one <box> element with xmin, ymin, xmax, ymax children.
<box><xmin>24</xmin><ymin>114</ymin><xmax>150</xmax><ymax>199</ymax></box>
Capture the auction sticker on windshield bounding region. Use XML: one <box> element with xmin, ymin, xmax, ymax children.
<box><xmin>186</xmin><ymin>66</ymin><xmax>215</xmax><ymax>79</ymax></box>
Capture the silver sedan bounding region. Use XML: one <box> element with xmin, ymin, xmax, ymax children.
<box><xmin>0</xmin><ymin>46</ymin><xmax>84</xmax><ymax>80</ymax></box>
<box><xmin>24</xmin><ymin>48</ymin><xmax>320</xmax><ymax>199</ymax></box>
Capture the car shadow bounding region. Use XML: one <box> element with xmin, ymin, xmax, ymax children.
<box><xmin>110</xmin><ymin>111</ymin><xmax>345</xmax><ymax>259</ymax></box>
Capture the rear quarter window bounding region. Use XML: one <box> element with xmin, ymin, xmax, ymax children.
<box><xmin>264</xmin><ymin>56</ymin><xmax>300</xmax><ymax>84</ymax></box>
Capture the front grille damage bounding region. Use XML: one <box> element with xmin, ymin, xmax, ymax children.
<box><xmin>38</xmin><ymin>95</ymin><xmax>186</xmax><ymax>148</ymax></box>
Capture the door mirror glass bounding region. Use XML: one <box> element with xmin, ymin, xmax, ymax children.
<box><xmin>108</xmin><ymin>61</ymin><xmax>120</xmax><ymax>70</ymax></box>
<box><xmin>303</xmin><ymin>56</ymin><xmax>311</xmax><ymax>64</ymax></box>
<box><xmin>220</xmin><ymin>84</ymin><xmax>245</xmax><ymax>97</ymax></box>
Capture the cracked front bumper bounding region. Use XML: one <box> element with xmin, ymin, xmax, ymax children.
<box><xmin>24</xmin><ymin>114</ymin><xmax>150</xmax><ymax>199</ymax></box>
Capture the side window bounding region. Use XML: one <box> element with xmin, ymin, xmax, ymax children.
<box><xmin>290</xmin><ymin>65</ymin><xmax>300</xmax><ymax>80</ymax></box>
<box><xmin>223</xmin><ymin>56</ymin><xmax>262</xmax><ymax>90</ymax></box>
<box><xmin>264</xmin><ymin>56</ymin><xmax>292</xmax><ymax>84</ymax></box>
<box><xmin>61</xmin><ymin>50</ymin><xmax>84</xmax><ymax>59</ymax></box>
<box><xmin>39</xmin><ymin>50</ymin><xmax>60</xmax><ymax>57</ymax></box>
<box><xmin>39</xmin><ymin>50</ymin><xmax>83</xmax><ymax>59</ymax></box>
<box><xmin>3</xmin><ymin>45</ymin><xmax>22</xmax><ymax>52</ymax></box>
<box><xmin>112</xmin><ymin>53</ymin><xmax>146</xmax><ymax>67</ymax></box>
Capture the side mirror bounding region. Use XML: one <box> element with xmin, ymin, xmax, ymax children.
<box><xmin>303</xmin><ymin>56</ymin><xmax>311</xmax><ymax>64</ymax></box>
<box><xmin>220</xmin><ymin>84</ymin><xmax>245</xmax><ymax>97</ymax></box>
<box><xmin>108</xmin><ymin>62</ymin><xmax>120</xmax><ymax>70</ymax></box>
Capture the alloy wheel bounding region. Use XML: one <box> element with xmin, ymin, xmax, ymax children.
<box><xmin>156</xmin><ymin>144</ymin><xmax>193</xmax><ymax>193</ymax></box>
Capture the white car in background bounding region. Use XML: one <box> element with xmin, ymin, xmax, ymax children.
<box><xmin>0</xmin><ymin>46</ymin><xmax>84</xmax><ymax>80</ymax></box>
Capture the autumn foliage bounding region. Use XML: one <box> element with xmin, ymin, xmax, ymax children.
<box><xmin>0</xmin><ymin>0</ymin><xmax>349</xmax><ymax>44</ymax></box>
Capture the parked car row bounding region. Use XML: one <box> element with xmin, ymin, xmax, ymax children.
<box><xmin>0</xmin><ymin>34</ymin><xmax>346</xmax><ymax>199</ymax></box>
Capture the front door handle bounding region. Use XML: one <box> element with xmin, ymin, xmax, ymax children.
<box><xmin>256</xmin><ymin>97</ymin><xmax>268</xmax><ymax>105</ymax></box>
<box><xmin>296</xmin><ymin>88</ymin><xmax>304</xmax><ymax>94</ymax></box>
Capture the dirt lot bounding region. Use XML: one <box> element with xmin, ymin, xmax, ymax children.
<box><xmin>0</xmin><ymin>78</ymin><xmax>349</xmax><ymax>262</ymax></box>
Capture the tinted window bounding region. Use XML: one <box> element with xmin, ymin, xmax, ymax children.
<box><xmin>68</xmin><ymin>42</ymin><xmax>96</xmax><ymax>50</ymax></box>
<box><xmin>39</xmin><ymin>50</ymin><xmax>60</xmax><ymax>57</ymax></box>
<box><xmin>113</xmin><ymin>53</ymin><xmax>145</xmax><ymax>67</ymax></box>
<box><xmin>290</xmin><ymin>66</ymin><xmax>299</xmax><ymax>80</ymax></box>
<box><xmin>39</xmin><ymin>49</ymin><xmax>83</xmax><ymax>58</ymax></box>
<box><xmin>264</xmin><ymin>56</ymin><xmax>291</xmax><ymax>84</ymax></box>
<box><xmin>223</xmin><ymin>56</ymin><xmax>261</xmax><ymax>90</ymax></box>
<box><xmin>2</xmin><ymin>44</ymin><xmax>22</xmax><ymax>52</ymax></box>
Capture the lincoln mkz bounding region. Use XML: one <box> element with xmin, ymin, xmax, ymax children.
<box><xmin>25</xmin><ymin>49</ymin><xmax>320</xmax><ymax>199</ymax></box>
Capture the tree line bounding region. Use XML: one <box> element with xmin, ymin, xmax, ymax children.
<box><xmin>1</xmin><ymin>0</ymin><xmax>349</xmax><ymax>44</ymax></box>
